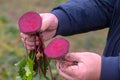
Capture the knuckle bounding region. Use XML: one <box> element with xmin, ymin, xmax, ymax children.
<box><xmin>26</xmin><ymin>45</ymin><xmax>35</xmax><ymax>50</ymax></box>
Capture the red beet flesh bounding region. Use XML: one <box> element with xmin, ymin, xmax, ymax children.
<box><xmin>44</xmin><ymin>37</ymin><xmax>69</xmax><ymax>59</ymax></box>
<box><xmin>18</xmin><ymin>11</ymin><xmax>42</xmax><ymax>34</ymax></box>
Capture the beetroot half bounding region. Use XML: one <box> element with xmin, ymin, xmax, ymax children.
<box><xmin>44</xmin><ymin>37</ymin><xmax>69</xmax><ymax>59</ymax></box>
<box><xmin>18</xmin><ymin>11</ymin><xmax>42</xmax><ymax>34</ymax></box>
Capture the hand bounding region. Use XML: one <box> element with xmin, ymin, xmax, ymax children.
<box><xmin>20</xmin><ymin>13</ymin><xmax>58</xmax><ymax>50</ymax></box>
<box><xmin>56</xmin><ymin>52</ymin><xmax>101</xmax><ymax>80</ymax></box>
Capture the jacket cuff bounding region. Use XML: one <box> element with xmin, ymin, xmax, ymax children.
<box><xmin>51</xmin><ymin>9</ymin><xmax>71</xmax><ymax>36</ymax></box>
<box><xmin>100</xmin><ymin>56</ymin><xmax>120</xmax><ymax>80</ymax></box>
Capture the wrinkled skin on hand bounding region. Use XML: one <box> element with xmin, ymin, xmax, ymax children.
<box><xmin>56</xmin><ymin>52</ymin><xmax>101</xmax><ymax>80</ymax></box>
<box><xmin>20</xmin><ymin>13</ymin><xmax>58</xmax><ymax>50</ymax></box>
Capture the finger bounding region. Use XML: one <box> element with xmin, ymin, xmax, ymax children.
<box><xmin>25</xmin><ymin>36</ymin><xmax>39</xmax><ymax>42</ymax></box>
<box><xmin>41</xmin><ymin>30</ymin><xmax>56</xmax><ymax>41</ymax></box>
<box><xmin>56</xmin><ymin>61</ymin><xmax>74</xmax><ymax>80</ymax></box>
<box><xmin>20</xmin><ymin>33</ymin><xmax>26</xmax><ymax>39</ymax></box>
<box><xmin>21</xmin><ymin>38</ymin><xmax>39</xmax><ymax>48</ymax></box>
<box><xmin>22</xmin><ymin>42</ymin><xmax>36</xmax><ymax>50</ymax></box>
<box><xmin>20</xmin><ymin>33</ymin><xmax>39</xmax><ymax>42</ymax></box>
<box><xmin>61</xmin><ymin>65</ymin><xmax>79</xmax><ymax>77</ymax></box>
<box><xmin>60</xmin><ymin>61</ymin><xmax>85</xmax><ymax>80</ymax></box>
<box><xmin>25</xmin><ymin>44</ymin><xmax>35</xmax><ymax>50</ymax></box>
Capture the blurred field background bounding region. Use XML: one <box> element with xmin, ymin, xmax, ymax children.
<box><xmin>0</xmin><ymin>0</ymin><xmax>108</xmax><ymax>80</ymax></box>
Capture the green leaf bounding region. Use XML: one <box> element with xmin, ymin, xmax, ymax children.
<box><xmin>15</xmin><ymin>56</ymin><xmax>34</xmax><ymax>80</ymax></box>
<box><xmin>15</xmin><ymin>53</ymin><xmax>51</xmax><ymax>80</ymax></box>
<box><xmin>19</xmin><ymin>67</ymin><xmax>25</xmax><ymax>78</ymax></box>
<box><xmin>25</xmin><ymin>65</ymin><xmax>31</xmax><ymax>76</ymax></box>
<box><xmin>16</xmin><ymin>76</ymin><xmax>22</xmax><ymax>80</ymax></box>
<box><xmin>15</xmin><ymin>58</ymin><xmax>26</xmax><ymax>78</ymax></box>
<box><xmin>27</xmin><ymin>56</ymin><xmax>34</xmax><ymax>71</ymax></box>
<box><xmin>25</xmin><ymin>56</ymin><xmax>34</xmax><ymax>80</ymax></box>
<box><xmin>15</xmin><ymin>58</ymin><xmax>26</xmax><ymax>68</ymax></box>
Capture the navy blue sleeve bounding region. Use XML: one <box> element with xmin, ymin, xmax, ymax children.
<box><xmin>101</xmin><ymin>55</ymin><xmax>120</xmax><ymax>80</ymax></box>
<box><xmin>51</xmin><ymin>0</ymin><xmax>116</xmax><ymax>36</ymax></box>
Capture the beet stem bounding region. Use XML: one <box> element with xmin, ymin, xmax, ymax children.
<box><xmin>38</xmin><ymin>34</ymin><xmax>47</xmax><ymax>76</ymax></box>
<box><xmin>38</xmin><ymin>61</ymin><xmax>40</xmax><ymax>80</ymax></box>
<box><xmin>43</xmin><ymin>54</ymin><xmax>47</xmax><ymax>75</ymax></box>
<box><xmin>47</xmin><ymin>59</ymin><xmax>54</xmax><ymax>80</ymax></box>
<box><xmin>24</xmin><ymin>38</ymin><xmax>28</xmax><ymax>63</ymax></box>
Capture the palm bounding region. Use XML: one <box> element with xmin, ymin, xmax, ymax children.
<box><xmin>57</xmin><ymin>52</ymin><xmax>101</xmax><ymax>80</ymax></box>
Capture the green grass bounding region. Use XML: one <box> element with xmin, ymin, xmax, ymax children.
<box><xmin>0</xmin><ymin>0</ymin><xmax>108</xmax><ymax>80</ymax></box>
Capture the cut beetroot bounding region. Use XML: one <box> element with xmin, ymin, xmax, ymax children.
<box><xmin>18</xmin><ymin>11</ymin><xmax>42</xmax><ymax>34</ymax></box>
<box><xmin>44</xmin><ymin>37</ymin><xmax>69</xmax><ymax>59</ymax></box>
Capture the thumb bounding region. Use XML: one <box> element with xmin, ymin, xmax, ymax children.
<box><xmin>40</xmin><ymin>13</ymin><xmax>58</xmax><ymax>32</ymax></box>
<box><xmin>40</xmin><ymin>13</ymin><xmax>50</xmax><ymax>32</ymax></box>
<box><xmin>64</xmin><ymin>52</ymin><xmax>80</xmax><ymax>62</ymax></box>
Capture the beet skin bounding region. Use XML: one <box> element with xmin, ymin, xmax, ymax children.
<box><xmin>18</xmin><ymin>11</ymin><xmax>42</xmax><ymax>34</ymax></box>
<box><xmin>44</xmin><ymin>37</ymin><xmax>69</xmax><ymax>59</ymax></box>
